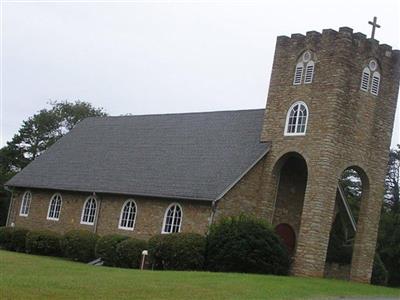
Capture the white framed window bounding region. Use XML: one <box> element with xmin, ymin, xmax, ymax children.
<box><xmin>293</xmin><ymin>50</ymin><xmax>315</xmax><ymax>85</ymax></box>
<box><xmin>360</xmin><ymin>67</ymin><xmax>370</xmax><ymax>92</ymax></box>
<box><xmin>293</xmin><ymin>62</ymin><xmax>304</xmax><ymax>85</ymax></box>
<box><xmin>284</xmin><ymin>101</ymin><xmax>309</xmax><ymax>136</ymax></box>
<box><xmin>47</xmin><ymin>193</ymin><xmax>62</xmax><ymax>221</ymax></box>
<box><xmin>19</xmin><ymin>191</ymin><xmax>32</xmax><ymax>217</ymax></box>
<box><xmin>80</xmin><ymin>196</ymin><xmax>97</xmax><ymax>225</ymax></box>
<box><xmin>371</xmin><ymin>71</ymin><xmax>381</xmax><ymax>96</ymax></box>
<box><xmin>304</xmin><ymin>61</ymin><xmax>315</xmax><ymax>84</ymax></box>
<box><xmin>118</xmin><ymin>199</ymin><xmax>137</xmax><ymax>231</ymax></box>
<box><xmin>162</xmin><ymin>203</ymin><xmax>182</xmax><ymax>234</ymax></box>
<box><xmin>360</xmin><ymin>60</ymin><xmax>381</xmax><ymax>96</ymax></box>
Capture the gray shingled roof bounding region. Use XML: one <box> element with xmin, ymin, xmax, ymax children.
<box><xmin>6</xmin><ymin>109</ymin><xmax>270</xmax><ymax>201</ymax></box>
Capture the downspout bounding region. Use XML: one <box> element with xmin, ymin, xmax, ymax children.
<box><xmin>4</xmin><ymin>186</ymin><xmax>14</xmax><ymax>227</ymax></box>
<box><xmin>208</xmin><ymin>200</ymin><xmax>217</xmax><ymax>230</ymax></box>
<box><xmin>93</xmin><ymin>192</ymin><xmax>101</xmax><ymax>234</ymax></box>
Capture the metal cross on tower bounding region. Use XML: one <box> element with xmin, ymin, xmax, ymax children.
<box><xmin>368</xmin><ymin>16</ymin><xmax>381</xmax><ymax>39</ymax></box>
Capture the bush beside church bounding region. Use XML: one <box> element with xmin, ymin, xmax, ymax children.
<box><xmin>0</xmin><ymin>215</ymin><xmax>291</xmax><ymax>275</ymax></box>
<box><xmin>0</xmin><ymin>215</ymin><xmax>387</xmax><ymax>285</ymax></box>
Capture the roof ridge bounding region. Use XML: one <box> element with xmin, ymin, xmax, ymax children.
<box><xmin>89</xmin><ymin>108</ymin><xmax>265</xmax><ymax>119</ymax></box>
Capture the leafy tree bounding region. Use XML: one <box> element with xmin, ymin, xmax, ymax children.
<box><xmin>2</xmin><ymin>101</ymin><xmax>106</xmax><ymax>172</ymax></box>
<box><xmin>0</xmin><ymin>100</ymin><xmax>107</xmax><ymax>225</ymax></box>
<box><xmin>377</xmin><ymin>145</ymin><xmax>400</xmax><ymax>286</ymax></box>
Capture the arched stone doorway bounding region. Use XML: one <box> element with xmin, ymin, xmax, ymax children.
<box><xmin>271</xmin><ymin>152</ymin><xmax>308</xmax><ymax>257</ymax></box>
<box><xmin>275</xmin><ymin>223</ymin><xmax>296</xmax><ymax>255</ymax></box>
<box><xmin>324</xmin><ymin>166</ymin><xmax>370</xmax><ymax>280</ymax></box>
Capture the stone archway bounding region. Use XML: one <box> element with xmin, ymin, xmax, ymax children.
<box><xmin>324</xmin><ymin>165</ymin><xmax>372</xmax><ymax>281</ymax></box>
<box><xmin>271</xmin><ymin>152</ymin><xmax>308</xmax><ymax>257</ymax></box>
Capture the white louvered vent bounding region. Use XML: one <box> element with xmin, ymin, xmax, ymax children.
<box><xmin>293</xmin><ymin>63</ymin><xmax>303</xmax><ymax>85</ymax></box>
<box><xmin>371</xmin><ymin>72</ymin><xmax>380</xmax><ymax>96</ymax></box>
<box><xmin>304</xmin><ymin>61</ymin><xmax>314</xmax><ymax>84</ymax></box>
<box><xmin>360</xmin><ymin>67</ymin><xmax>370</xmax><ymax>92</ymax></box>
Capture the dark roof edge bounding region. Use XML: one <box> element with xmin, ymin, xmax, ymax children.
<box><xmin>214</xmin><ymin>143</ymin><xmax>271</xmax><ymax>202</ymax></box>
<box><xmin>90</xmin><ymin>108</ymin><xmax>265</xmax><ymax>120</ymax></box>
<box><xmin>4</xmin><ymin>184</ymin><xmax>214</xmax><ymax>202</ymax></box>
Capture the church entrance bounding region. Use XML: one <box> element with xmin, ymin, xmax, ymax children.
<box><xmin>271</xmin><ymin>152</ymin><xmax>308</xmax><ymax>256</ymax></box>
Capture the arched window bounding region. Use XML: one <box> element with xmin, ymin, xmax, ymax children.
<box><xmin>80</xmin><ymin>196</ymin><xmax>97</xmax><ymax>225</ymax></box>
<box><xmin>47</xmin><ymin>193</ymin><xmax>62</xmax><ymax>221</ymax></box>
<box><xmin>19</xmin><ymin>191</ymin><xmax>32</xmax><ymax>217</ymax></box>
<box><xmin>360</xmin><ymin>59</ymin><xmax>381</xmax><ymax>96</ymax></box>
<box><xmin>293</xmin><ymin>50</ymin><xmax>315</xmax><ymax>85</ymax></box>
<box><xmin>360</xmin><ymin>67</ymin><xmax>370</xmax><ymax>92</ymax></box>
<box><xmin>371</xmin><ymin>72</ymin><xmax>381</xmax><ymax>96</ymax></box>
<box><xmin>284</xmin><ymin>101</ymin><xmax>309</xmax><ymax>136</ymax></box>
<box><xmin>304</xmin><ymin>61</ymin><xmax>315</xmax><ymax>84</ymax></box>
<box><xmin>162</xmin><ymin>203</ymin><xmax>182</xmax><ymax>234</ymax></box>
<box><xmin>118</xmin><ymin>199</ymin><xmax>137</xmax><ymax>230</ymax></box>
<box><xmin>293</xmin><ymin>62</ymin><xmax>304</xmax><ymax>85</ymax></box>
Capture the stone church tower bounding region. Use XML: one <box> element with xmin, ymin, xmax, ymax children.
<box><xmin>260</xmin><ymin>26</ymin><xmax>400</xmax><ymax>282</ymax></box>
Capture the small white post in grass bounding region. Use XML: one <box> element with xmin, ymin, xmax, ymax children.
<box><xmin>141</xmin><ymin>250</ymin><xmax>148</xmax><ymax>270</ymax></box>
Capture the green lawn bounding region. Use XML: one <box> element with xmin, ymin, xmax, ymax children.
<box><xmin>0</xmin><ymin>250</ymin><xmax>399</xmax><ymax>300</ymax></box>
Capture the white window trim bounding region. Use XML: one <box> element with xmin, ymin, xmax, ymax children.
<box><xmin>284</xmin><ymin>101</ymin><xmax>309</xmax><ymax>136</ymax></box>
<box><xmin>118</xmin><ymin>199</ymin><xmax>137</xmax><ymax>231</ymax></box>
<box><xmin>293</xmin><ymin>62</ymin><xmax>304</xmax><ymax>85</ymax></box>
<box><xmin>19</xmin><ymin>191</ymin><xmax>32</xmax><ymax>217</ymax></box>
<box><xmin>80</xmin><ymin>196</ymin><xmax>97</xmax><ymax>226</ymax></box>
<box><xmin>360</xmin><ymin>67</ymin><xmax>371</xmax><ymax>92</ymax></box>
<box><xmin>304</xmin><ymin>60</ymin><xmax>315</xmax><ymax>84</ymax></box>
<box><xmin>161</xmin><ymin>203</ymin><xmax>183</xmax><ymax>234</ymax></box>
<box><xmin>370</xmin><ymin>71</ymin><xmax>380</xmax><ymax>96</ymax></box>
<box><xmin>46</xmin><ymin>193</ymin><xmax>62</xmax><ymax>221</ymax></box>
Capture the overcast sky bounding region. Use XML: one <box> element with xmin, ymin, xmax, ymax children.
<box><xmin>1</xmin><ymin>0</ymin><xmax>399</xmax><ymax>148</ymax></box>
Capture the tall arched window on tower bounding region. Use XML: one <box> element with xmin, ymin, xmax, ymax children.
<box><xmin>118</xmin><ymin>199</ymin><xmax>137</xmax><ymax>230</ymax></box>
<box><xmin>360</xmin><ymin>67</ymin><xmax>370</xmax><ymax>92</ymax></box>
<box><xmin>304</xmin><ymin>60</ymin><xmax>315</xmax><ymax>84</ymax></box>
<box><xmin>162</xmin><ymin>203</ymin><xmax>182</xmax><ymax>234</ymax></box>
<box><xmin>80</xmin><ymin>196</ymin><xmax>97</xmax><ymax>225</ymax></box>
<box><xmin>19</xmin><ymin>191</ymin><xmax>32</xmax><ymax>217</ymax></box>
<box><xmin>371</xmin><ymin>71</ymin><xmax>381</xmax><ymax>96</ymax></box>
<box><xmin>284</xmin><ymin>101</ymin><xmax>309</xmax><ymax>136</ymax></box>
<box><xmin>360</xmin><ymin>59</ymin><xmax>380</xmax><ymax>96</ymax></box>
<box><xmin>47</xmin><ymin>193</ymin><xmax>62</xmax><ymax>221</ymax></box>
<box><xmin>293</xmin><ymin>51</ymin><xmax>315</xmax><ymax>85</ymax></box>
<box><xmin>293</xmin><ymin>62</ymin><xmax>304</xmax><ymax>85</ymax></box>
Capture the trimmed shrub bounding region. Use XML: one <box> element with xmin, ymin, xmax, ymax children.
<box><xmin>62</xmin><ymin>230</ymin><xmax>99</xmax><ymax>263</ymax></box>
<box><xmin>25</xmin><ymin>230</ymin><xmax>62</xmax><ymax>256</ymax></box>
<box><xmin>115</xmin><ymin>238</ymin><xmax>147</xmax><ymax>268</ymax></box>
<box><xmin>0</xmin><ymin>226</ymin><xmax>14</xmax><ymax>250</ymax></box>
<box><xmin>95</xmin><ymin>234</ymin><xmax>128</xmax><ymax>266</ymax></box>
<box><xmin>148</xmin><ymin>233</ymin><xmax>206</xmax><ymax>271</ymax></box>
<box><xmin>0</xmin><ymin>227</ymin><xmax>30</xmax><ymax>252</ymax></box>
<box><xmin>10</xmin><ymin>228</ymin><xmax>30</xmax><ymax>252</ymax></box>
<box><xmin>371</xmin><ymin>254</ymin><xmax>389</xmax><ymax>286</ymax></box>
<box><xmin>206</xmin><ymin>215</ymin><xmax>290</xmax><ymax>275</ymax></box>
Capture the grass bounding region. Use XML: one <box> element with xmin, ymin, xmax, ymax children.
<box><xmin>0</xmin><ymin>250</ymin><xmax>399</xmax><ymax>300</ymax></box>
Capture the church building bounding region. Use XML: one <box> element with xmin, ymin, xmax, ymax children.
<box><xmin>5</xmin><ymin>25</ymin><xmax>400</xmax><ymax>283</ymax></box>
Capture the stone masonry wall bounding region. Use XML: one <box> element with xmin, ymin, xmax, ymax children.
<box><xmin>213</xmin><ymin>157</ymin><xmax>266</xmax><ymax>221</ymax></box>
<box><xmin>259</xmin><ymin>27</ymin><xmax>400</xmax><ymax>282</ymax></box>
<box><xmin>8</xmin><ymin>189</ymin><xmax>211</xmax><ymax>239</ymax></box>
